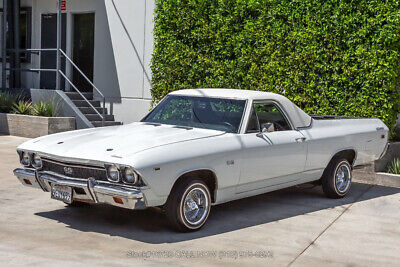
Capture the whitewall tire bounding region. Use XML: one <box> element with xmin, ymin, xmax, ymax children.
<box><xmin>165</xmin><ymin>179</ymin><xmax>211</xmax><ymax>232</ymax></box>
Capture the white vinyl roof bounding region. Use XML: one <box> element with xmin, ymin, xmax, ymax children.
<box><xmin>170</xmin><ymin>89</ymin><xmax>312</xmax><ymax>129</ymax></box>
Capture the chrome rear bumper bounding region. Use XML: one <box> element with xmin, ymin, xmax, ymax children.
<box><xmin>13</xmin><ymin>168</ymin><xmax>146</xmax><ymax>210</ymax></box>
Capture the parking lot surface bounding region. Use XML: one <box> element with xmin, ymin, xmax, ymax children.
<box><xmin>0</xmin><ymin>135</ymin><xmax>399</xmax><ymax>266</ymax></box>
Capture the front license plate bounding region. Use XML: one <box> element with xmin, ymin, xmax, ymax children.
<box><xmin>51</xmin><ymin>185</ymin><xmax>73</xmax><ymax>204</ymax></box>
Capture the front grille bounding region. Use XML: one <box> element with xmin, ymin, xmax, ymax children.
<box><xmin>41</xmin><ymin>158</ymin><xmax>108</xmax><ymax>181</ymax></box>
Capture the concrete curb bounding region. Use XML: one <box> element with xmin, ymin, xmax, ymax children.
<box><xmin>353</xmin><ymin>166</ymin><xmax>400</xmax><ymax>188</ymax></box>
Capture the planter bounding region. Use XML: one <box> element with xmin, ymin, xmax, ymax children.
<box><xmin>352</xmin><ymin>143</ymin><xmax>400</xmax><ymax>188</ymax></box>
<box><xmin>374</xmin><ymin>142</ymin><xmax>400</xmax><ymax>172</ymax></box>
<box><xmin>353</xmin><ymin>167</ymin><xmax>400</xmax><ymax>188</ymax></box>
<box><xmin>0</xmin><ymin>113</ymin><xmax>75</xmax><ymax>138</ymax></box>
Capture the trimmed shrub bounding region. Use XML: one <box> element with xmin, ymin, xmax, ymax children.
<box><xmin>152</xmin><ymin>0</ymin><xmax>400</xmax><ymax>134</ymax></box>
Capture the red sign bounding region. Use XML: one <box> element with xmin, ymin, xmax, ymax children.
<box><xmin>61</xmin><ymin>0</ymin><xmax>66</xmax><ymax>11</ymax></box>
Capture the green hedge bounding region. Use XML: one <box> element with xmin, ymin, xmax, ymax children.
<box><xmin>151</xmin><ymin>0</ymin><xmax>400</xmax><ymax>132</ymax></box>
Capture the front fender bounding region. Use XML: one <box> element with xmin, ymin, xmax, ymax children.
<box><xmin>127</xmin><ymin>134</ymin><xmax>244</xmax><ymax>207</ymax></box>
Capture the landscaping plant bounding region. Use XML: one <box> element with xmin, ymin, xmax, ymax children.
<box><xmin>32</xmin><ymin>99</ymin><xmax>60</xmax><ymax>117</ymax></box>
<box><xmin>388</xmin><ymin>158</ymin><xmax>400</xmax><ymax>175</ymax></box>
<box><xmin>0</xmin><ymin>92</ymin><xmax>20</xmax><ymax>113</ymax></box>
<box><xmin>12</xmin><ymin>101</ymin><xmax>33</xmax><ymax>115</ymax></box>
<box><xmin>1</xmin><ymin>92</ymin><xmax>61</xmax><ymax>117</ymax></box>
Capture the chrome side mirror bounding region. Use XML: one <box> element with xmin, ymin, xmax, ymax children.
<box><xmin>256</xmin><ymin>123</ymin><xmax>274</xmax><ymax>137</ymax></box>
<box><xmin>261</xmin><ymin>123</ymin><xmax>275</xmax><ymax>133</ymax></box>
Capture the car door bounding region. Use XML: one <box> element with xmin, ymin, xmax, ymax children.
<box><xmin>236</xmin><ymin>101</ymin><xmax>308</xmax><ymax>194</ymax></box>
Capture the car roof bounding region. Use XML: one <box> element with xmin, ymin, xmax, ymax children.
<box><xmin>169</xmin><ymin>88</ymin><xmax>283</xmax><ymax>100</ymax></box>
<box><xmin>169</xmin><ymin>89</ymin><xmax>312</xmax><ymax>129</ymax></box>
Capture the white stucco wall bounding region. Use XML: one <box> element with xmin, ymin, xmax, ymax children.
<box><xmin>104</xmin><ymin>0</ymin><xmax>154</xmax><ymax>123</ymax></box>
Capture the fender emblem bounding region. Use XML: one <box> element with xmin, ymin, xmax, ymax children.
<box><xmin>227</xmin><ymin>160</ymin><xmax>235</xmax><ymax>166</ymax></box>
<box><xmin>64</xmin><ymin>167</ymin><xmax>73</xmax><ymax>175</ymax></box>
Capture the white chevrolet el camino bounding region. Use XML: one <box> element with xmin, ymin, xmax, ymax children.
<box><xmin>14</xmin><ymin>89</ymin><xmax>388</xmax><ymax>231</ymax></box>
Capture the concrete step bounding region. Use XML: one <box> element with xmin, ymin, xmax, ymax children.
<box><xmin>65</xmin><ymin>92</ymin><xmax>93</xmax><ymax>100</ymax></box>
<box><xmin>92</xmin><ymin>121</ymin><xmax>122</xmax><ymax>127</ymax></box>
<box><xmin>78</xmin><ymin>107</ymin><xmax>108</xmax><ymax>115</ymax></box>
<box><xmin>72</xmin><ymin>100</ymin><xmax>101</xmax><ymax>108</ymax></box>
<box><xmin>85</xmin><ymin>114</ymin><xmax>115</xmax><ymax>121</ymax></box>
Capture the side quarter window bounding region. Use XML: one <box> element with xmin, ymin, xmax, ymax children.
<box><xmin>248</xmin><ymin>102</ymin><xmax>292</xmax><ymax>132</ymax></box>
<box><xmin>246</xmin><ymin>107</ymin><xmax>260</xmax><ymax>133</ymax></box>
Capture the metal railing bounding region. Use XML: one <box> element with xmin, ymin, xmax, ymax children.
<box><xmin>59</xmin><ymin>49</ymin><xmax>106</xmax><ymax>126</ymax></box>
<box><xmin>4</xmin><ymin>47</ymin><xmax>106</xmax><ymax>127</ymax></box>
<box><xmin>5</xmin><ymin>48</ymin><xmax>58</xmax><ymax>73</ymax></box>
<box><xmin>2</xmin><ymin>1</ymin><xmax>105</xmax><ymax>127</ymax></box>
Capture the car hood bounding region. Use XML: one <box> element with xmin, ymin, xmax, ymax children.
<box><xmin>18</xmin><ymin>122</ymin><xmax>225</xmax><ymax>163</ymax></box>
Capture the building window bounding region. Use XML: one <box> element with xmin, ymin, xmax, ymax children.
<box><xmin>0</xmin><ymin>7</ymin><xmax>32</xmax><ymax>63</ymax></box>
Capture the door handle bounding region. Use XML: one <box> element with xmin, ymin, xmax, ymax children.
<box><xmin>295</xmin><ymin>137</ymin><xmax>306</xmax><ymax>142</ymax></box>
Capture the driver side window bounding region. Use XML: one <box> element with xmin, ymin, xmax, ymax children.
<box><xmin>246</xmin><ymin>102</ymin><xmax>292</xmax><ymax>133</ymax></box>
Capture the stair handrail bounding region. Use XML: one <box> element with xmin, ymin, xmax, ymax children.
<box><xmin>3</xmin><ymin>47</ymin><xmax>106</xmax><ymax>127</ymax></box>
<box><xmin>59</xmin><ymin>71</ymin><xmax>105</xmax><ymax>126</ymax></box>
<box><xmin>59</xmin><ymin>49</ymin><xmax>106</xmax><ymax>127</ymax></box>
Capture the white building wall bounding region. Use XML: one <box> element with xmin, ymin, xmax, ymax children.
<box><xmin>0</xmin><ymin>0</ymin><xmax>154</xmax><ymax>124</ymax></box>
<box><xmin>104</xmin><ymin>0</ymin><xmax>154</xmax><ymax>122</ymax></box>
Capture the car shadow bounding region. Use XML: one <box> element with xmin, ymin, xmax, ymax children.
<box><xmin>35</xmin><ymin>182</ymin><xmax>400</xmax><ymax>244</ymax></box>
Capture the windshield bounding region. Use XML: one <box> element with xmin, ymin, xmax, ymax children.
<box><xmin>142</xmin><ymin>95</ymin><xmax>246</xmax><ymax>133</ymax></box>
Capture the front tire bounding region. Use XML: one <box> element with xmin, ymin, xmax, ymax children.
<box><xmin>165</xmin><ymin>179</ymin><xmax>211</xmax><ymax>232</ymax></box>
<box><xmin>321</xmin><ymin>158</ymin><xmax>352</xmax><ymax>198</ymax></box>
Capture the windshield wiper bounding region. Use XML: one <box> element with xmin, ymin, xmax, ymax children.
<box><xmin>143</xmin><ymin>122</ymin><xmax>162</xmax><ymax>127</ymax></box>
<box><xmin>173</xmin><ymin>125</ymin><xmax>193</xmax><ymax>130</ymax></box>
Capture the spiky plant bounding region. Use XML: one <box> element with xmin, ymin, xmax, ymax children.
<box><xmin>0</xmin><ymin>92</ymin><xmax>20</xmax><ymax>113</ymax></box>
<box><xmin>12</xmin><ymin>101</ymin><xmax>33</xmax><ymax>115</ymax></box>
<box><xmin>388</xmin><ymin>159</ymin><xmax>400</xmax><ymax>174</ymax></box>
<box><xmin>32</xmin><ymin>99</ymin><xmax>60</xmax><ymax>117</ymax></box>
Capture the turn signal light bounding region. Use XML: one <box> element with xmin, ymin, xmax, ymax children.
<box><xmin>113</xmin><ymin>197</ymin><xmax>123</xmax><ymax>204</ymax></box>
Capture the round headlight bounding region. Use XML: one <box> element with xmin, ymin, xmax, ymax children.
<box><xmin>107</xmin><ymin>165</ymin><xmax>120</xmax><ymax>182</ymax></box>
<box><xmin>122</xmin><ymin>167</ymin><xmax>138</xmax><ymax>184</ymax></box>
<box><xmin>32</xmin><ymin>154</ymin><xmax>42</xmax><ymax>169</ymax></box>
<box><xmin>21</xmin><ymin>152</ymin><xmax>31</xmax><ymax>166</ymax></box>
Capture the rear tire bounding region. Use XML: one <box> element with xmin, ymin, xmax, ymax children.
<box><xmin>321</xmin><ymin>158</ymin><xmax>352</xmax><ymax>198</ymax></box>
<box><xmin>165</xmin><ymin>179</ymin><xmax>211</xmax><ymax>232</ymax></box>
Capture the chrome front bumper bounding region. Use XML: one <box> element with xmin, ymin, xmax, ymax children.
<box><xmin>13</xmin><ymin>168</ymin><xmax>146</xmax><ymax>210</ymax></box>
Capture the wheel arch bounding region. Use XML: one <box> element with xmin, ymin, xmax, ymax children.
<box><xmin>317</xmin><ymin>148</ymin><xmax>357</xmax><ymax>184</ymax></box>
<box><xmin>169</xmin><ymin>169</ymin><xmax>218</xmax><ymax>203</ymax></box>
<box><xmin>329</xmin><ymin>148</ymin><xmax>357</xmax><ymax>167</ymax></box>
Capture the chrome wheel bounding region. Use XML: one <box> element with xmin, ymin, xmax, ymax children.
<box><xmin>182</xmin><ymin>187</ymin><xmax>209</xmax><ymax>226</ymax></box>
<box><xmin>335</xmin><ymin>162</ymin><xmax>351</xmax><ymax>193</ymax></box>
